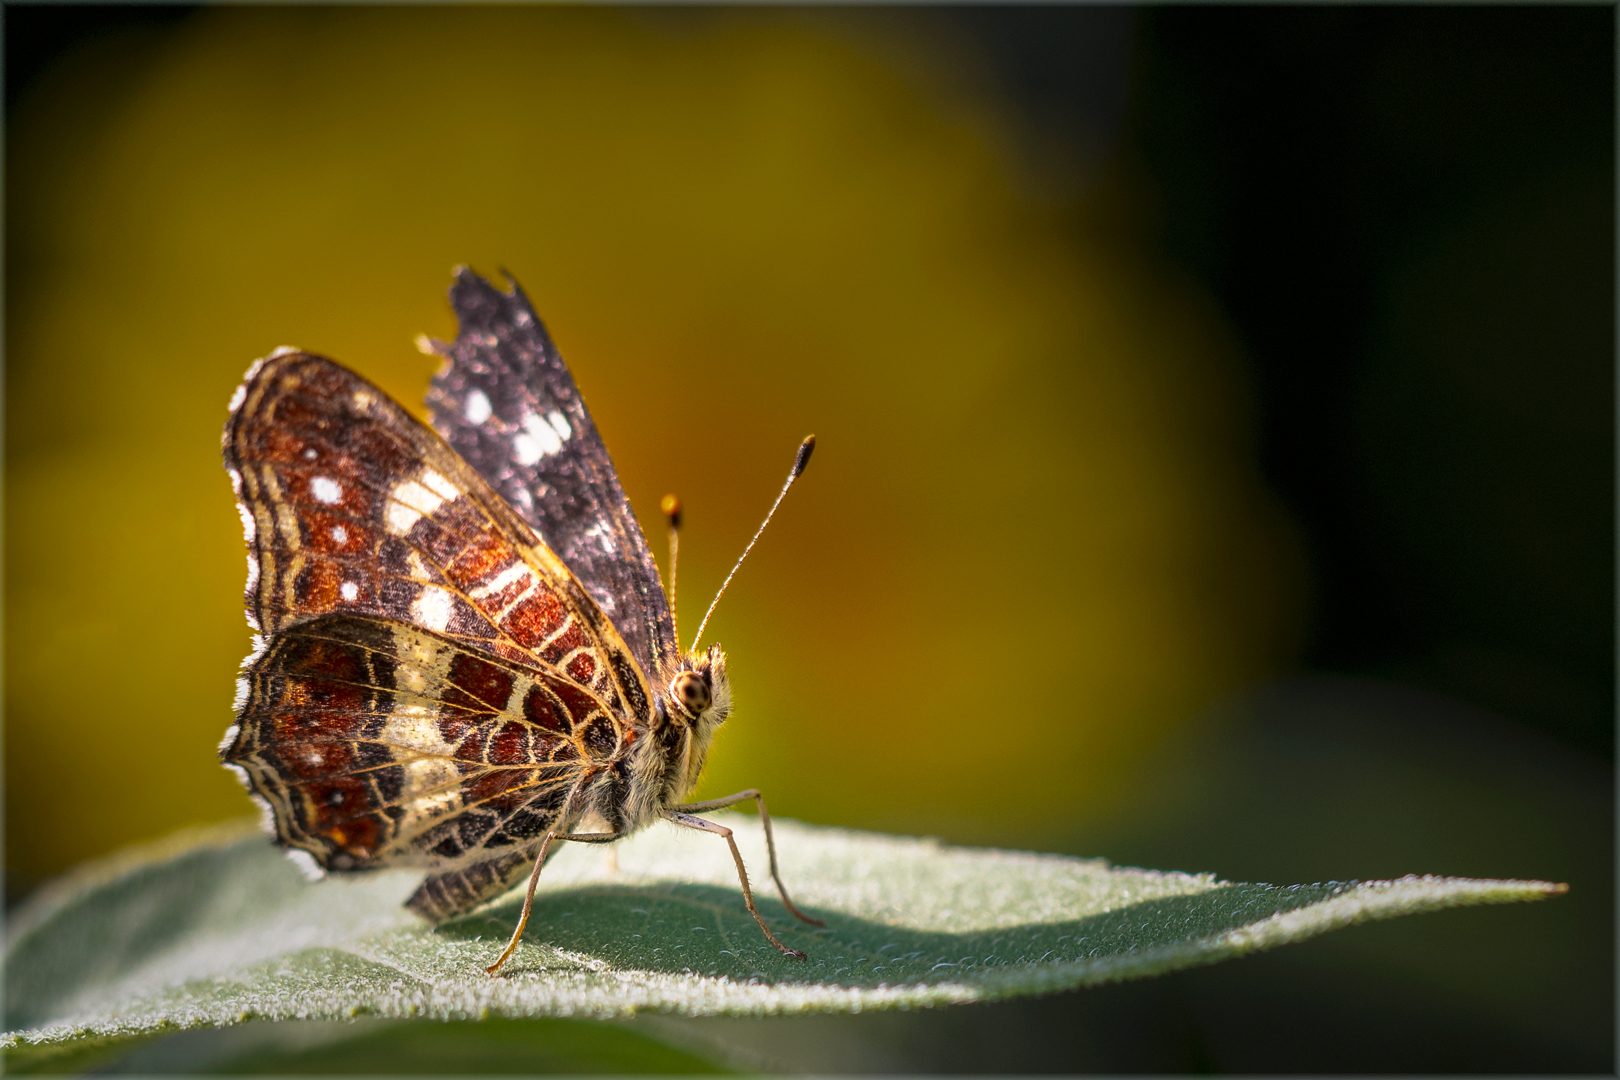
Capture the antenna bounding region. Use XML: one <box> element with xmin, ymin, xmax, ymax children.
<box><xmin>661</xmin><ymin>493</ymin><xmax>683</xmax><ymax>651</ymax></box>
<box><xmin>690</xmin><ymin>435</ymin><xmax>816</xmax><ymax>652</ymax></box>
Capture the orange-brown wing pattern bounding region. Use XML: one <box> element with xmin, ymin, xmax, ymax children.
<box><xmin>222</xmin><ymin>350</ymin><xmax>653</xmax><ymax>721</ymax></box>
<box><xmin>226</xmin><ymin>614</ymin><xmax>623</xmax><ymax>875</ymax></box>
<box><xmin>220</xmin><ymin>351</ymin><xmax>655</xmax><ymax>910</ymax></box>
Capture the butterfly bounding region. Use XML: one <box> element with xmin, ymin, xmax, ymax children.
<box><xmin>219</xmin><ymin>267</ymin><xmax>822</xmax><ymax>975</ymax></box>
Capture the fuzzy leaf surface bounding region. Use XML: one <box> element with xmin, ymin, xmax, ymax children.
<box><xmin>3</xmin><ymin>817</ymin><xmax>1563</xmax><ymax>1052</ymax></box>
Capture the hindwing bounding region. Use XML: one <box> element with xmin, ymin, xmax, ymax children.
<box><xmin>226</xmin><ymin>613</ymin><xmax>620</xmax><ymax>873</ymax></box>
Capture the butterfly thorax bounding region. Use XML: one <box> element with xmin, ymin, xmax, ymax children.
<box><xmin>618</xmin><ymin>644</ymin><xmax>731</xmax><ymax>828</ymax></box>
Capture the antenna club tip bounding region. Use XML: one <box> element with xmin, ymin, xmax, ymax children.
<box><xmin>792</xmin><ymin>435</ymin><xmax>816</xmax><ymax>478</ymax></box>
<box><xmin>660</xmin><ymin>493</ymin><xmax>683</xmax><ymax>529</ymax></box>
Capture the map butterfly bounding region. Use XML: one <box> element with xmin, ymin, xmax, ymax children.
<box><xmin>220</xmin><ymin>267</ymin><xmax>821</xmax><ymax>974</ymax></box>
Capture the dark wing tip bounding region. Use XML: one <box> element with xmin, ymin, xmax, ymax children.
<box><xmin>449</xmin><ymin>264</ymin><xmax>529</xmax><ymax>303</ymax></box>
<box><xmin>446</xmin><ymin>265</ymin><xmax>547</xmax><ymax>345</ymax></box>
<box><xmin>449</xmin><ymin>265</ymin><xmax>503</xmax><ymax>316</ymax></box>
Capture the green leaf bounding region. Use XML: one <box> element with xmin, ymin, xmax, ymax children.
<box><xmin>4</xmin><ymin>816</ymin><xmax>1563</xmax><ymax>1057</ymax></box>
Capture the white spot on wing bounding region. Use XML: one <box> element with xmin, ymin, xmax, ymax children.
<box><xmin>584</xmin><ymin>523</ymin><xmax>616</xmax><ymax>555</ymax></box>
<box><xmin>381</xmin><ymin>702</ymin><xmax>453</xmax><ymax>751</ymax></box>
<box><xmin>330</xmin><ymin>524</ymin><xmax>348</xmax><ymax>545</ymax></box>
<box><xmin>219</xmin><ymin>721</ymin><xmax>242</xmax><ymax>752</ymax></box>
<box><xmin>245</xmin><ymin>553</ymin><xmax>260</xmax><ymax>594</ymax></box>
<box><xmin>475</xmin><ymin>560</ymin><xmax>532</xmax><ymax>600</ymax></box>
<box><xmin>546</xmin><ymin>410</ymin><xmax>572</xmax><ymax>441</ymax></box>
<box><xmin>386</xmin><ymin>501</ymin><xmax>422</xmax><ymax>535</ymax></box>
<box><xmin>227</xmin><ymin>383</ymin><xmax>248</xmax><ymax>413</ymax></box>
<box><xmin>465</xmin><ymin>389</ymin><xmax>492</xmax><ymax>425</ymax></box>
<box><xmin>412</xmin><ymin>586</ymin><xmax>454</xmax><ymax>631</ymax></box>
<box><xmin>419</xmin><ymin>469</ymin><xmax>460</xmax><ymax>501</ymax></box>
<box><xmin>224</xmin><ymin>761</ymin><xmax>252</xmax><ymax>790</ymax></box>
<box><xmin>310</xmin><ymin>477</ymin><xmax>342</xmax><ymax>504</ymax></box>
<box><xmin>387</xmin><ymin>480</ymin><xmax>441</xmax><ymax>534</ymax></box>
<box><xmin>236</xmin><ymin>503</ymin><xmax>256</xmax><ymax>543</ymax></box>
<box><xmin>377</xmin><ymin>701</ymin><xmax>462</xmax><ymax>779</ymax></box>
<box><xmin>340</xmin><ymin>581</ymin><xmax>359</xmax><ymax>602</ymax></box>
<box><xmin>399</xmin><ymin>758</ymin><xmax>463</xmax><ymax>818</ymax></box>
<box><xmin>513</xmin><ymin>408</ymin><xmax>563</xmax><ymax>465</ymax></box>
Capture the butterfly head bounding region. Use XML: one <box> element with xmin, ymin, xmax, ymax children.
<box><xmin>662</xmin><ymin>644</ymin><xmax>732</xmax><ymax>797</ymax></box>
<box><xmin>648</xmin><ymin>436</ymin><xmax>812</xmax><ymax>807</ymax></box>
<box><xmin>668</xmin><ymin>644</ymin><xmax>731</xmax><ymax>727</ymax></box>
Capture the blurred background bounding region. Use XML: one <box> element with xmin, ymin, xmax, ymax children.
<box><xmin>5</xmin><ymin>6</ymin><xmax>1611</xmax><ymax>1072</ymax></box>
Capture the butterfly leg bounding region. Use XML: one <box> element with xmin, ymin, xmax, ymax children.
<box><xmin>485</xmin><ymin>829</ymin><xmax>621</xmax><ymax>977</ymax></box>
<box><xmin>662</xmin><ymin>809</ymin><xmax>810</xmax><ymax>960</ymax></box>
<box><xmin>671</xmin><ymin>789</ymin><xmax>825</xmax><ymax>927</ymax></box>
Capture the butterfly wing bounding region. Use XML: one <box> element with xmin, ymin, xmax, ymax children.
<box><xmin>221</xmin><ymin>350</ymin><xmax>653</xmax><ymax>910</ymax></box>
<box><xmin>224</xmin><ymin>349</ymin><xmax>653</xmax><ymax>719</ymax></box>
<box><xmin>424</xmin><ymin>268</ymin><xmax>677</xmax><ymax>682</ymax></box>
<box><xmin>228</xmin><ymin>613</ymin><xmax>612</xmax><ymax>874</ymax></box>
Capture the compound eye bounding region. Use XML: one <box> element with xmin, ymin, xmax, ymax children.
<box><xmin>672</xmin><ymin>670</ymin><xmax>711</xmax><ymax>716</ymax></box>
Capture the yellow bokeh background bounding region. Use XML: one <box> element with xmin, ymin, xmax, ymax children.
<box><xmin>7</xmin><ymin>8</ymin><xmax>1303</xmax><ymax>886</ymax></box>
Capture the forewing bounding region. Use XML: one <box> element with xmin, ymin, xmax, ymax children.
<box><xmin>223</xmin><ymin>614</ymin><xmax>626</xmax><ymax>875</ymax></box>
<box><xmin>424</xmin><ymin>268</ymin><xmax>676</xmax><ymax>681</ymax></box>
<box><xmin>223</xmin><ymin>349</ymin><xmax>653</xmax><ymax>722</ymax></box>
